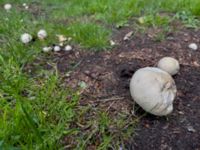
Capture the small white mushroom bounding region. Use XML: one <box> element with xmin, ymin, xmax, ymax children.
<box><xmin>37</xmin><ymin>29</ymin><xmax>47</xmax><ymax>40</ymax></box>
<box><xmin>4</xmin><ymin>3</ymin><xmax>12</xmax><ymax>11</ymax></box>
<box><xmin>188</xmin><ymin>43</ymin><xmax>198</xmax><ymax>50</ymax></box>
<box><xmin>56</xmin><ymin>34</ymin><xmax>67</xmax><ymax>42</ymax></box>
<box><xmin>157</xmin><ymin>57</ymin><xmax>180</xmax><ymax>75</ymax></box>
<box><xmin>53</xmin><ymin>46</ymin><xmax>61</xmax><ymax>52</ymax></box>
<box><xmin>110</xmin><ymin>40</ymin><xmax>116</xmax><ymax>46</ymax></box>
<box><xmin>22</xmin><ymin>3</ymin><xmax>27</xmax><ymax>7</ymax></box>
<box><xmin>64</xmin><ymin>45</ymin><xmax>72</xmax><ymax>51</ymax></box>
<box><xmin>130</xmin><ymin>67</ymin><xmax>177</xmax><ymax>116</ymax></box>
<box><xmin>21</xmin><ymin>33</ymin><xmax>32</xmax><ymax>44</ymax></box>
<box><xmin>42</xmin><ymin>47</ymin><xmax>52</xmax><ymax>53</ymax></box>
<box><xmin>25</xmin><ymin>6</ymin><xmax>29</xmax><ymax>10</ymax></box>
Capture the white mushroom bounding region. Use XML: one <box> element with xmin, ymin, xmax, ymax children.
<box><xmin>53</xmin><ymin>46</ymin><xmax>61</xmax><ymax>52</ymax></box>
<box><xmin>130</xmin><ymin>67</ymin><xmax>177</xmax><ymax>116</ymax></box>
<box><xmin>64</xmin><ymin>45</ymin><xmax>72</xmax><ymax>51</ymax></box>
<box><xmin>157</xmin><ymin>57</ymin><xmax>180</xmax><ymax>75</ymax></box>
<box><xmin>22</xmin><ymin>3</ymin><xmax>27</xmax><ymax>7</ymax></box>
<box><xmin>25</xmin><ymin>6</ymin><xmax>29</xmax><ymax>10</ymax></box>
<box><xmin>188</xmin><ymin>43</ymin><xmax>198</xmax><ymax>50</ymax></box>
<box><xmin>37</xmin><ymin>29</ymin><xmax>47</xmax><ymax>40</ymax></box>
<box><xmin>4</xmin><ymin>3</ymin><xmax>12</xmax><ymax>11</ymax></box>
<box><xmin>57</xmin><ymin>34</ymin><xmax>67</xmax><ymax>42</ymax></box>
<box><xmin>21</xmin><ymin>33</ymin><xmax>32</xmax><ymax>44</ymax></box>
<box><xmin>42</xmin><ymin>47</ymin><xmax>52</xmax><ymax>53</ymax></box>
<box><xmin>110</xmin><ymin>40</ymin><xmax>116</xmax><ymax>46</ymax></box>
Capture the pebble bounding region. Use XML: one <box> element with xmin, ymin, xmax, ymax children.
<box><xmin>187</xmin><ymin>126</ymin><xmax>196</xmax><ymax>133</ymax></box>
<box><xmin>188</xmin><ymin>43</ymin><xmax>198</xmax><ymax>50</ymax></box>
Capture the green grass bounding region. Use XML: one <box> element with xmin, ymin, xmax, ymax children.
<box><xmin>1</xmin><ymin>0</ymin><xmax>200</xmax><ymax>149</ymax></box>
<box><xmin>67</xmin><ymin>22</ymin><xmax>110</xmax><ymax>50</ymax></box>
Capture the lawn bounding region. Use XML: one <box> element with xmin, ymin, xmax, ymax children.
<box><xmin>0</xmin><ymin>0</ymin><xmax>200</xmax><ymax>149</ymax></box>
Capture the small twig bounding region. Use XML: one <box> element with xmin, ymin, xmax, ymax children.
<box><xmin>96</xmin><ymin>96</ymin><xmax>124</xmax><ymax>103</ymax></box>
<box><xmin>106</xmin><ymin>101</ymin><xmax>116</xmax><ymax>112</ymax></box>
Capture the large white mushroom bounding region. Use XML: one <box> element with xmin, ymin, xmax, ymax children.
<box><xmin>130</xmin><ymin>67</ymin><xmax>177</xmax><ymax>116</ymax></box>
<box><xmin>157</xmin><ymin>57</ymin><xmax>180</xmax><ymax>75</ymax></box>
<box><xmin>37</xmin><ymin>29</ymin><xmax>47</xmax><ymax>40</ymax></box>
<box><xmin>21</xmin><ymin>33</ymin><xmax>32</xmax><ymax>44</ymax></box>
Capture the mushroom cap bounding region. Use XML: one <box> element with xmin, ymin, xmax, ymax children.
<box><xmin>188</xmin><ymin>43</ymin><xmax>198</xmax><ymax>50</ymax></box>
<box><xmin>53</xmin><ymin>46</ymin><xmax>61</xmax><ymax>52</ymax></box>
<box><xmin>130</xmin><ymin>67</ymin><xmax>177</xmax><ymax>116</ymax></box>
<box><xmin>21</xmin><ymin>33</ymin><xmax>32</xmax><ymax>44</ymax></box>
<box><xmin>37</xmin><ymin>29</ymin><xmax>47</xmax><ymax>39</ymax></box>
<box><xmin>42</xmin><ymin>47</ymin><xmax>52</xmax><ymax>52</ymax></box>
<box><xmin>157</xmin><ymin>57</ymin><xmax>180</xmax><ymax>75</ymax></box>
<box><xmin>4</xmin><ymin>4</ymin><xmax>12</xmax><ymax>10</ymax></box>
<box><xmin>64</xmin><ymin>45</ymin><xmax>72</xmax><ymax>51</ymax></box>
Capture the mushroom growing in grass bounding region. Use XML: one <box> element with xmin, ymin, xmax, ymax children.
<box><xmin>21</xmin><ymin>33</ymin><xmax>32</xmax><ymax>44</ymax></box>
<box><xmin>157</xmin><ymin>57</ymin><xmax>180</xmax><ymax>76</ymax></box>
<box><xmin>53</xmin><ymin>46</ymin><xmax>61</xmax><ymax>52</ymax></box>
<box><xmin>64</xmin><ymin>45</ymin><xmax>72</xmax><ymax>51</ymax></box>
<box><xmin>42</xmin><ymin>47</ymin><xmax>52</xmax><ymax>53</ymax></box>
<box><xmin>130</xmin><ymin>67</ymin><xmax>177</xmax><ymax>116</ymax></box>
<box><xmin>4</xmin><ymin>3</ymin><xmax>12</xmax><ymax>11</ymax></box>
<box><xmin>37</xmin><ymin>29</ymin><xmax>47</xmax><ymax>40</ymax></box>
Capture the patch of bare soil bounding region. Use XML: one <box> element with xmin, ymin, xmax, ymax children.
<box><xmin>26</xmin><ymin>26</ymin><xmax>200</xmax><ymax>149</ymax></box>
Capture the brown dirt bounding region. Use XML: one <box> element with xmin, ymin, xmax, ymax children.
<box><xmin>26</xmin><ymin>26</ymin><xmax>200</xmax><ymax>149</ymax></box>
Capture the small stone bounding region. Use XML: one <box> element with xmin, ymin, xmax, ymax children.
<box><xmin>53</xmin><ymin>46</ymin><xmax>61</xmax><ymax>52</ymax></box>
<box><xmin>64</xmin><ymin>45</ymin><xmax>72</xmax><ymax>51</ymax></box>
<box><xmin>188</xmin><ymin>43</ymin><xmax>198</xmax><ymax>50</ymax></box>
<box><xmin>187</xmin><ymin>126</ymin><xmax>196</xmax><ymax>133</ymax></box>
<box><xmin>4</xmin><ymin>4</ymin><xmax>12</xmax><ymax>11</ymax></box>
<box><xmin>178</xmin><ymin>111</ymin><xmax>184</xmax><ymax>115</ymax></box>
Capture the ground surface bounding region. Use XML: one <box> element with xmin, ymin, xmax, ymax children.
<box><xmin>28</xmin><ymin>26</ymin><xmax>200</xmax><ymax>149</ymax></box>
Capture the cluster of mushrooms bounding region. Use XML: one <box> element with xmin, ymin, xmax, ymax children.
<box><xmin>4</xmin><ymin>3</ymin><xmax>72</xmax><ymax>52</ymax></box>
<box><xmin>21</xmin><ymin>30</ymin><xmax>73</xmax><ymax>52</ymax></box>
<box><xmin>130</xmin><ymin>57</ymin><xmax>180</xmax><ymax>116</ymax></box>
